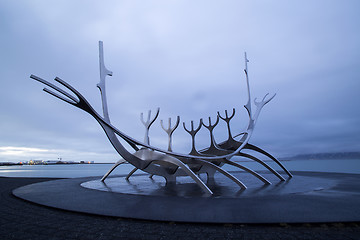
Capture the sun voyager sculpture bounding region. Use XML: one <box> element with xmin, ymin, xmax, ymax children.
<box><xmin>31</xmin><ymin>41</ymin><xmax>292</xmax><ymax>195</ymax></box>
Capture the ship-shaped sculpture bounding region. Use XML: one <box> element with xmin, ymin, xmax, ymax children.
<box><xmin>31</xmin><ymin>41</ymin><xmax>292</xmax><ymax>195</ymax></box>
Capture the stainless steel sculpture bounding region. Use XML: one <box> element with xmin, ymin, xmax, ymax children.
<box><xmin>31</xmin><ymin>41</ymin><xmax>292</xmax><ymax>195</ymax></box>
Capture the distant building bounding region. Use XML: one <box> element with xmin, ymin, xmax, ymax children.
<box><xmin>28</xmin><ymin>160</ymin><xmax>46</xmax><ymax>165</ymax></box>
<box><xmin>80</xmin><ymin>161</ymin><xmax>94</xmax><ymax>164</ymax></box>
<box><xmin>45</xmin><ymin>160</ymin><xmax>58</xmax><ymax>164</ymax></box>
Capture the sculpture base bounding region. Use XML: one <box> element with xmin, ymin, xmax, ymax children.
<box><xmin>13</xmin><ymin>171</ymin><xmax>360</xmax><ymax>223</ymax></box>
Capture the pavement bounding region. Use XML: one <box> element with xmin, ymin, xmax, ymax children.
<box><xmin>1</xmin><ymin>176</ymin><xmax>360</xmax><ymax>239</ymax></box>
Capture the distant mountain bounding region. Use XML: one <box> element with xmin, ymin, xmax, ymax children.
<box><xmin>285</xmin><ymin>152</ymin><xmax>360</xmax><ymax>160</ymax></box>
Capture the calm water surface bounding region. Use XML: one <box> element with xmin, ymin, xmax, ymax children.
<box><xmin>0</xmin><ymin>159</ymin><xmax>359</xmax><ymax>178</ymax></box>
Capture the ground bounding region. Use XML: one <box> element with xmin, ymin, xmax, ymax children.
<box><xmin>1</xmin><ymin>177</ymin><xmax>360</xmax><ymax>240</ymax></box>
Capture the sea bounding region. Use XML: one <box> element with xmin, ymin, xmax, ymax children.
<box><xmin>0</xmin><ymin>159</ymin><xmax>359</xmax><ymax>178</ymax></box>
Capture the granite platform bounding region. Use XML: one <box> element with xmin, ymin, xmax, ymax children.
<box><xmin>12</xmin><ymin>171</ymin><xmax>360</xmax><ymax>223</ymax></box>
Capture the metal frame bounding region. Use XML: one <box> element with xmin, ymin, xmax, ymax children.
<box><xmin>30</xmin><ymin>41</ymin><xmax>292</xmax><ymax>196</ymax></box>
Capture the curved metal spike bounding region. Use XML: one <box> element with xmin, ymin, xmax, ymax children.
<box><xmin>160</xmin><ymin>116</ymin><xmax>180</xmax><ymax>134</ymax></box>
<box><xmin>191</xmin><ymin>158</ymin><xmax>247</xmax><ymax>189</ymax></box>
<box><xmin>31</xmin><ymin>75</ymin><xmax>79</xmax><ymax>104</ymax></box>
<box><xmin>140</xmin><ymin>108</ymin><xmax>160</xmax><ymax>145</ymax></box>
<box><xmin>183</xmin><ymin>119</ymin><xmax>203</xmax><ymax>134</ymax></box>
<box><xmin>43</xmin><ymin>88</ymin><xmax>77</xmax><ymax>106</ymax></box>
<box><xmin>183</xmin><ymin>119</ymin><xmax>203</xmax><ymax>155</ymax></box>
<box><xmin>126</xmin><ymin>167</ymin><xmax>138</xmax><ymax>180</ymax></box>
<box><xmin>101</xmin><ymin>159</ymin><xmax>127</xmax><ymax>181</ymax></box>
<box><xmin>202</xmin><ymin>115</ymin><xmax>220</xmax><ymax>130</ymax></box>
<box><xmin>218</xmin><ymin>108</ymin><xmax>235</xmax><ymax>122</ymax></box>
<box><xmin>254</xmin><ymin>93</ymin><xmax>276</xmax><ymax>107</ymax></box>
<box><xmin>201</xmin><ymin>115</ymin><xmax>222</xmax><ymax>153</ymax></box>
<box><xmin>237</xmin><ymin>152</ymin><xmax>285</xmax><ymax>181</ymax></box>
<box><xmin>244</xmin><ymin>143</ymin><xmax>293</xmax><ymax>178</ymax></box>
<box><xmin>160</xmin><ymin>116</ymin><xmax>180</xmax><ymax>152</ymax></box>
<box><xmin>265</xmin><ymin>93</ymin><xmax>276</xmax><ymax>104</ymax></box>
<box><xmin>224</xmin><ymin>159</ymin><xmax>271</xmax><ymax>185</ymax></box>
<box><xmin>217</xmin><ymin>108</ymin><xmax>237</xmax><ymax>146</ymax></box>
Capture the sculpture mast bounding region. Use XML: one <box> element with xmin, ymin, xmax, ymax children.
<box><xmin>97</xmin><ymin>41</ymin><xmax>113</xmax><ymax>122</ymax></box>
<box><xmin>244</xmin><ymin>52</ymin><xmax>252</xmax><ymax>119</ymax></box>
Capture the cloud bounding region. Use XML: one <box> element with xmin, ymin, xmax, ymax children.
<box><xmin>0</xmin><ymin>0</ymin><xmax>359</xmax><ymax>163</ymax></box>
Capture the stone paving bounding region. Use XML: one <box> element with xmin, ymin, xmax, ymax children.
<box><xmin>1</xmin><ymin>177</ymin><xmax>360</xmax><ymax>240</ymax></box>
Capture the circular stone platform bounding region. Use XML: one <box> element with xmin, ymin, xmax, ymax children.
<box><xmin>12</xmin><ymin>171</ymin><xmax>360</xmax><ymax>223</ymax></box>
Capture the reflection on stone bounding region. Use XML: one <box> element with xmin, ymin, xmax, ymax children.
<box><xmin>81</xmin><ymin>171</ymin><xmax>333</xmax><ymax>198</ymax></box>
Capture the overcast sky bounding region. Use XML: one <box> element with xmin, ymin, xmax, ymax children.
<box><xmin>0</xmin><ymin>0</ymin><xmax>359</xmax><ymax>163</ymax></box>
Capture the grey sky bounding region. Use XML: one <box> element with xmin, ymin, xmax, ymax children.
<box><xmin>0</xmin><ymin>1</ymin><xmax>359</xmax><ymax>163</ymax></box>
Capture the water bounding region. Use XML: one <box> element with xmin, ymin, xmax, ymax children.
<box><xmin>0</xmin><ymin>159</ymin><xmax>359</xmax><ymax>178</ymax></box>
<box><xmin>0</xmin><ymin>164</ymin><xmax>135</xmax><ymax>178</ymax></box>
